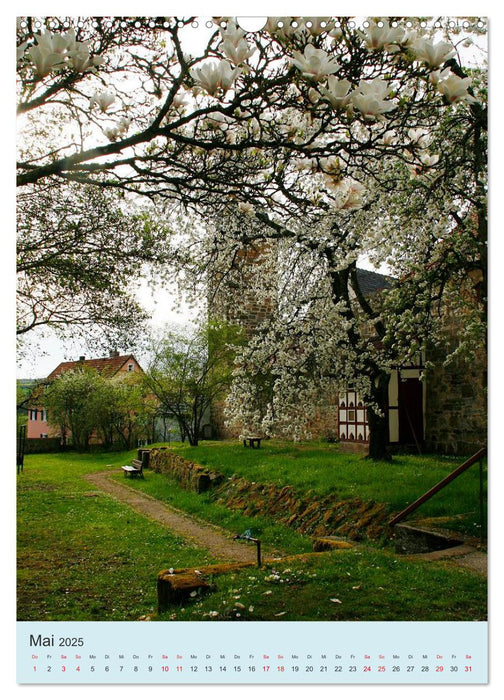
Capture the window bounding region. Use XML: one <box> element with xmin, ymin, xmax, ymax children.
<box><xmin>128</xmin><ymin>363</ymin><xmax>134</xmax><ymax>372</ymax></box>
<box><xmin>41</xmin><ymin>409</ymin><xmax>48</xmax><ymax>422</ymax></box>
<box><xmin>29</xmin><ymin>409</ymin><xmax>37</xmax><ymax>421</ymax></box>
<box><xmin>40</xmin><ymin>434</ymin><xmax>48</xmax><ymax>439</ymax></box>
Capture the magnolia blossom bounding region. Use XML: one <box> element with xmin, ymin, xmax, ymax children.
<box><xmin>411</xmin><ymin>39</ymin><xmax>455</xmax><ymax>67</ymax></box>
<box><xmin>68</xmin><ymin>44</ymin><xmax>102</xmax><ymax>72</ymax></box>
<box><xmin>103</xmin><ymin>126</ymin><xmax>119</xmax><ymax>141</ymax></box>
<box><xmin>116</xmin><ymin>117</ymin><xmax>131</xmax><ymax>135</ymax></box>
<box><xmin>428</xmin><ymin>67</ymin><xmax>451</xmax><ymax>85</ymax></box>
<box><xmin>220</xmin><ymin>20</ymin><xmax>255</xmax><ymax>65</ymax></box>
<box><xmin>293</xmin><ymin>157</ymin><xmax>318</xmax><ymax>171</ymax></box>
<box><xmin>291</xmin><ymin>45</ymin><xmax>340</xmax><ymax>82</ymax></box>
<box><xmin>318</xmin><ymin>155</ymin><xmax>340</xmax><ymax>175</ymax></box>
<box><xmin>293</xmin><ymin>155</ymin><xmax>339</xmax><ymax>175</ymax></box>
<box><xmin>90</xmin><ymin>91</ymin><xmax>115</xmax><ymax>112</ymax></box>
<box><xmin>62</xmin><ymin>27</ymin><xmax>103</xmax><ymax>72</ymax></box>
<box><xmin>17</xmin><ymin>41</ymin><xmax>28</xmax><ymax>62</ymax></box>
<box><xmin>319</xmin><ymin>76</ymin><xmax>352</xmax><ymax>109</ymax></box>
<box><xmin>190</xmin><ymin>60</ymin><xmax>241</xmax><ymax>97</ymax></box>
<box><xmin>172</xmin><ymin>90</ymin><xmax>190</xmax><ymax>111</ymax></box>
<box><xmin>329</xmin><ymin>27</ymin><xmax>343</xmax><ymax>42</ymax></box>
<box><xmin>407</xmin><ymin>128</ymin><xmax>432</xmax><ymax>149</ymax></box>
<box><xmin>407</xmin><ymin>151</ymin><xmax>439</xmax><ymax>177</ymax></box>
<box><xmin>360</xmin><ymin>19</ymin><xmax>404</xmax><ymax>50</ymax></box>
<box><xmin>237</xmin><ymin>201</ymin><xmax>255</xmax><ymax>215</ymax></box>
<box><xmin>382</xmin><ymin>130</ymin><xmax>398</xmax><ymax>145</ymax></box>
<box><xmin>437</xmin><ymin>73</ymin><xmax>476</xmax><ymax>104</ymax></box>
<box><xmin>326</xmin><ymin>177</ymin><xmax>365</xmax><ymax>210</ymax></box>
<box><xmin>27</xmin><ymin>45</ymin><xmax>64</xmax><ymax>77</ymax></box>
<box><xmin>35</xmin><ymin>28</ymin><xmax>70</xmax><ymax>56</ymax></box>
<box><xmin>222</xmin><ymin>37</ymin><xmax>255</xmax><ymax>66</ymax></box>
<box><xmin>103</xmin><ymin>117</ymin><xmax>131</xmax><ymax>141</ymax></box>
<box><xmin>419</xmin><ymin>153</ymin><xmax>440</xmax><ymax>167</ymax></box>
<box><xmin>26</xmin><ymin>29</ymin><xmax>69</xmax><ymax>75</ymax></box>
<box><xmin>203</xmin><ymin>111</ymin><xmax>233</xmax><ymax>130</ymax></box>
<box><xmin>219</xmin><ymin>19</ymin><xmax>246</xmax><ymax>44</ymax></box>
<box><xmin>25</xmin><ymin>28</ymin><xmax>102</xmax><ymax>77</ymax></box>
<box><xmin>350</xmin><ymin>78</ymin><xmax>397</xmax><ymax>120</ymax></box>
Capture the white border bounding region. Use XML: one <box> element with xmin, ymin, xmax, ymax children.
<box><xmin>5</xmin><ymin>4</ymin><xmax>501</xmax><ymax>699</ymax></box>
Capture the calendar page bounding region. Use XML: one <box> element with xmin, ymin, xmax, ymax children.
<box><xmin>15</xmin><ymin>5</ymin><xmax>489</xmax><ymax>691</ymax></box>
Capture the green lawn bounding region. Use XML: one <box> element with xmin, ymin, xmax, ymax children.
<box><xmin>160</xmin><ymin>549</ymin><xmax>486</xmax><ymax>622</ymax></box>
<box><xmin>17</xmin><ymin>448</ymin><xmax>487</xmax><ymax>622</ymax></box>
<box><xmin>17</xmin><ymin>451</ymin><xmax>216</xmax><ymax>621</ymax></box>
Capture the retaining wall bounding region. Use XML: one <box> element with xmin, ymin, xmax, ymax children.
<box><xmin>148</xmin><ymin>448</ymin><xmax>224</xmax><ymax>493</ymax></box>
<box><xmin>154</xmin><ymin>449</ymin><xmax>390</xmax><ymax>540</ymax></box>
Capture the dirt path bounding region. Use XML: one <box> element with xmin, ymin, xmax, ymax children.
<box><xmin>84</xmin><ymin>470</ymin><xmax>486</xmax><ymax>576</ymax></box>
<box><xmin>407</xmin><ymin>544</ymin><xmax>487</xmax><ymax>575</ymax></box>
<box><xmin>83</xmin><ymin>470</ymin><xmax>266</xmax><ymax>564</ymax></box>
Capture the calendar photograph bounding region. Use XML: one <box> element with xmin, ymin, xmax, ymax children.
<box><xmin>15</xmin><ymin>9</ymin><xmax>489</xmax><ymax>685</ymax></box>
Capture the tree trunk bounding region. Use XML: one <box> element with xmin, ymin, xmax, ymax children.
<box><xmin>366</xmin><ymin>372</ymin><xmax>392</xmax><ymax>462</ymax></box>
<box><xmin>187</xmin><ymin>421</ymin><xmax>199</xmax><ymax>446</ymax></box>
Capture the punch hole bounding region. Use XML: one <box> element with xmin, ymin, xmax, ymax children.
<box><xmin>236</xmin><ymin>17</ymin><xmax>267</xmax><ymax>32</ymax></box>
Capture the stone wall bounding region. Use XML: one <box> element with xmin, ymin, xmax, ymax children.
<box><xmin>424</xmin><ymin>332</ymin><xmax>487</xmax><ymax>456</ymax></box>
<box><xmin>210</xmin><ymin>400</ymin><xmax>236</xmax><ymax>439</ymax></box>
<box><xmin>149</xmin><ymin>448</ymin><xmax>224</xmax><ymax>493</ymax></box>
<box><xmin>212</xmin><ymin>477</ymin><xmax>390</xmax><ymax>541</ymax></box>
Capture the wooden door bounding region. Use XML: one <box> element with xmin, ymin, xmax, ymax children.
<box><xmin>398</xmin><ymin>378</ymin><xmax>424</xmax><ymax>447</ymax></box>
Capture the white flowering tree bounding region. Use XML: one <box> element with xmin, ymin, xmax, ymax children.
<box><xmin>17</xmin><ymin>16</ymin><xmax>487</xmax><ymax>459</ymax></box>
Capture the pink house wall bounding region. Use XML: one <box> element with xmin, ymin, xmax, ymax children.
<box><xmin>26</xmin><ymin>409</ymin><xmax>57</xmax><ymax>439</ymax></box>
<box><xmin>26</xmin><ymin>354</ymin><xmax>144</xmax><ymax>442</ymax></box>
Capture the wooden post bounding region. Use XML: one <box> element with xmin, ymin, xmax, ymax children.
<box><xmin>389</xmin><ymin>447</ymin><xmax>486</xmax><ymax>527</ymax></box>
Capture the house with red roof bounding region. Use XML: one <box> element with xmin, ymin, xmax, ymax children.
<box><xmin>26</xmin><ymin>351</ymin><xmax>144</xmax><ymax>440</ymax></box>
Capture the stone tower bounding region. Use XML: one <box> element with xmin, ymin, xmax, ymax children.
<box><xmin>208</xmin><ymin>240</ymin><xmax>276</xmax><ymax>437</ymax></box>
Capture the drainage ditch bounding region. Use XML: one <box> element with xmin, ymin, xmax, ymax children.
<box><xmin>393</xmin><ymin>523</ymin><xmax>463</xmax><ymax>554</ymax></box>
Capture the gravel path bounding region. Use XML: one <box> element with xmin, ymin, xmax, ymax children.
<box><xmin>83</xmin><ymin>470</ymin><xmax>264</xmax><ymax>564</ymax></box>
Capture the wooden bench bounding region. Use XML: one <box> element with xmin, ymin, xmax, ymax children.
<box><xmin>121</xmin><ymin>458</ymin><xmax>144</xmax><ymax>478</ymax></box>
<box><xmin>242</xmin><ymin>436</ymin><xmax>262</xmax><ymax>449</ymax></box>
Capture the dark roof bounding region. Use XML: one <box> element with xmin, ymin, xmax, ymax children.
<box><xmin>46</xmin><ymin>354</ymin><xmax>142</xmax><ymax>381</ymax></box>
<box><xmin>356</xmin><ymin>268</ymin><xmax>393</xmax><ymax>295</ymax></box>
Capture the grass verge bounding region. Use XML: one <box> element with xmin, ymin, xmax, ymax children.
<box><xmin>170</xmin><ymin>441</ymin><xmax>487</xmax><ymax>537</ymax></box>
<box><xmin>109</xmin><ymin>468</ymin><xmax>313</xmax><ymax>557</ymax></box>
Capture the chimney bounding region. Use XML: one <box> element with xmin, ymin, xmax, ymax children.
<box><xmin>110</xmin><ymin>350</ymin><xmax>119</xmax><ymax>358</ymax></box>
<box><xmin>79</xmin><ymin>356</ymin><xmax>85</xmax><ymax>362</ymax></box>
